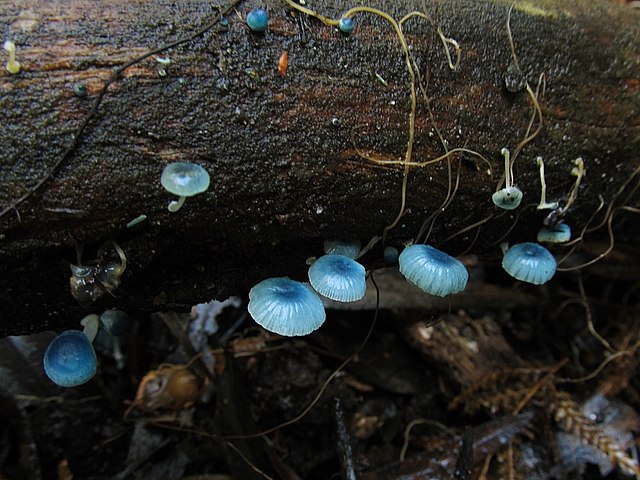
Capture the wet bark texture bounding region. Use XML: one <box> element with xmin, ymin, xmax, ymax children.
<box><xmin>0</xmin><ymin>0</ymin><xmax>639</xmax><ymax>336</ymax></box>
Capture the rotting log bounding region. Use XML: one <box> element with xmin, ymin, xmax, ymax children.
<box><xmin>0</xmin><ymin>0</ymin><xmax>639</xmax><ymax>336</ymax></box>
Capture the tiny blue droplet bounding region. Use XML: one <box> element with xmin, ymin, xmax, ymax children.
<box><xmin>338</xmin><ymin>17</ymin><xmax>354</xmax><ymax>34</ymax></box>
<box><xmin>247</xmin><ymin>8</ymin><xmax>269</xmax><ymax>32</ymax></box>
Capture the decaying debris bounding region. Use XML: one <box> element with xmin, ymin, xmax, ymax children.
<box><xmin>362</xmin><ymin>413</ymin><xmax>533</xmax><ymax>479</ymax></box>
<box><xmin>126</xmin><ymin>364</ymin><xmax>202</xmax><ymax>415</ymax></box>
<box><xmin>402</xmin><ymin>310</ymin><xmax>640</xmax><ymax>479</ymax></box>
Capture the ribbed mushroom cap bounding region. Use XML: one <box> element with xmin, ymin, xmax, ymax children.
<box><xmin>43</xmin><ymin>330</ymin><xmax>97</xmax><ymax>387</ymax></box>
<box><xmin>399</xmin><ymin>244</ymin><xmax>469</xmax><ymax>297</ymax></box>
<box><xmin>502</xmin><ymin>242</ymin><xmax>557</xmax><ymax>285</ymax></box>
<box><xmin>248</xmin><ymin>278</ymin><xmax>326</xmax><ymax>336</ymax></box>
<box><xmin>537</xmin><ymin>223</ymin><xmax>571</xmax><ymax>244</ymax></box>
<box><xmin>160</xmin><ymin>162</ymin><xmax>210</xmax><ymax>197</ymax></box>
<box><xmin>308</xmin><ymin>254</ymin><xmax>366</xmax><ymax>302</ymax></box>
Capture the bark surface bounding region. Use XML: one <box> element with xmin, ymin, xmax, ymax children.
<box><xmin>1</xmin><ymin>0</ymin><xmax>639</xmax><ymax>336</ymax></box>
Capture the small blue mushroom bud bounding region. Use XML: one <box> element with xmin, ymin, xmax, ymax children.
<box><xmin>161</xmin><ymin>162</ymin><xmax>210</xmax><ymax>212</ymax></box>
<box><xmin>502</xmin><ymin>242</ymin><xmax>557</xmax><ymax>285</ymax></box>
<box><xmin>248</xmin><ymin>277</ymin><xmax>325</xmax><ymax>336</ymax></box>
<box><xmin>246</xmin><ymin>8</ymin><xmax>269</xmax><ymax>32</ymax></box>
<box><xmin>43</xmin><ymin>330</ymin><xmax>98</xmax><ymax>387</ymax></box>
<box><xmin>100</xmin><ymin>309</ymin><xmax>130</xmax><ymax>336</ymax></box>
<box><xmin>398</xmin><ymin>244</ymin><xmax>469</xmax><ymax>297</ymax></box>
<box><xmin>383</xmin><ymin>246</ymin><xmax>399</xmax><ymax>264</ymax></box>
<box><xmin>338</xmin><ymin>17</ymin><xmax>354</xmax><ymax>34</ymax></box>
<box><xmin>537</xmin><ymin>223</ymin><xmax>571</xmax><ymax>244</ymax></box>
<box><xmin>323</xmin><ymin>239</ymin><xmax>361</xmax><ymax>259</ymax></box>
<box><xmin>308</xmin><ymin>254</ymin><xmax>366</xmax><ymax>302</ymax></box>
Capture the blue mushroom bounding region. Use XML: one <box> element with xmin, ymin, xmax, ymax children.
<box><xmin>492</xmin><ymin>186</ymin><xmax>523</xmax><ymax>210</ymax></box>
<box><xmin>338</xmin><ymin>17</ymin><xmax>354</xmax><ymax>34</ymax></box>
<box><xmin>323</xmin><ymin>239</ymin><xmax>361</xmax><ymax>259</ymax></box>
<box><xmin>248</xmin><ymin>277</ymin><xmax>326</xmax><ymax>336</ymax></box>
<box><xmin>502</xmin><ymin>242</ymin><xmax>557</xmax><ymax>285</ymax></box>
<box><xmin>308</xmin><ymin>254</ymin><xmax>366</xmax><ymax>302</ymax></box>
<box><xmin>399</xmin><ymin>244</ymin><xmax>469</xmax><ymax>297</ymax></box>
<box><xmin>383</xmin><ymin>246</ymin><xmax>399</xmax><ymax>264</ymax></box>
<box><xmin>43</xmin><ymin>330</ymin><xmax>97</xmax><ymax>387</ymax></box>
<box><xmin>537</xmin><ymin>223</ymin><xmax>571</xmax><ymax>244</ymax></box>
<box><xmin>246</xmin><ymin>8</ymin><xmax>269</xmax><ymax>32</ymax></box>
<box><xmin>161</xmin><ymin>162</ymin><xmax>210</xmax><ymax>212</ymax></box>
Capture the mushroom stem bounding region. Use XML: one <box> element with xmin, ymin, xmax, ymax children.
<box><xmin>168</xmin><ymin>196</ymin><xmax>187</xmax><ymax>212</ymax></box>
<box><xmin>3</xmin><ymin>40</ymin><xmax>21</xmax><ymax>74</ymax></box>
<box><xmin>501</xmin><ymin>148</ymin><xmax>512</xmax><ymax>188</ymax></box>
<box><xmin>80</xmin><ymin>314</ymin><xmax>100</xmax><ymax>343</ymax></box>
<box><xmin>536</xmin><ymin>157</ymin><xmax>559</xmax><ymax>210</ymax></box>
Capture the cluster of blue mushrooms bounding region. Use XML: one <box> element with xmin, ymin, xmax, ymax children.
<box><xmin>161</xmin><ymin>162</ymin><xmax>210</xmax><ymax>212</ymax></box>
<box><xmin>248</xmin><ymin>240</ymin><xmax>366</xmax><ymax>336</ymax></box>
<box><xmin>398</xmin><ymin>244</ymin><xmax>469</xmax><ymax>297</ymax></box>
<box><xmin>43</xmin><ymin>310</ymin><xmax>130</xmax><ymax>387</ymax></box>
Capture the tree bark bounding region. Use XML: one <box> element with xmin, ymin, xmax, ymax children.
<box><xmin>1</xmin><ymin>0</ymin><xmax>639</xmax><ymax>336</ymax></box>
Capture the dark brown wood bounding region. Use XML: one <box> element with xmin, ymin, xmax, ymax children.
<box><xmin>1</xmin><ymin>0</ymin><xmax>639</xmax><ymax>336</ymax></box>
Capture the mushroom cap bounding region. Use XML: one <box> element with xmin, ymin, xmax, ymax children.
<box><xmin>161</xmin><ymin>162</ymin><xmax>210</xmax><ymax>197</ymax></box>
<box><xmin>502</xmin><ymin>242</ymin><xmax>557</xmax><ymax>285</ymax></box>
<box><xmin>492</xmin><ymin>186</ymin><xmax>523</xmax><ymax>210</ymax></box>
<box><xmin>537</xmin><ymin>223</ymin><xmax>571</xmax><ymax>244</ymax></box>
<box><xmin>100</xmin><ymin>309</ymin><xmax>130</xmax><ymax>336</ymax></box>
<box><xmin>399</xmin><ymin>244</ymin><xmax>469</xmax><ymax>297</ymax></box>
<box><xmin>308</xmin><ymin>254</ymin><xmax>366</xmax><ymax>302</ymax></box>
<box><xmin>323</xmin><ymin>239</ymin><xmax>361</xmax><ymax>259</ymax></box>
<box><xmin>246</xmin><ymin>8</ymin><xmax>269</xmax><ymax>32</ymax></box>
<box><xmin>43</xmin><ymin>330</ymin><xmax>97</xmax><ymax>387</ymax></box>
<box><xmin>248</xmin><ymin>277</ymin><xmax>326</xmax><ymax>336</ymax></box>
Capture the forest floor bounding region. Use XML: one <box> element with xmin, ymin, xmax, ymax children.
<box><xmin>1</xmin><ymin>241</ymin><xmax>640</xmax><ymax>480</ymax></box>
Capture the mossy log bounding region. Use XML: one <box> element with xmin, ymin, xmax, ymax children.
<box><xmin>1</xmin><ymin>0</ymin><xmax>639</xmax><ymax>336</ymax></box>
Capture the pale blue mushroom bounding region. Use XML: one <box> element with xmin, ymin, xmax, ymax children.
<box><xmin>537</xmin><ymin>223</ymin><xmax>571</xmax><ymax>244</ymax></box>
<box><xmin>308</xmin><ymin>254</ymin><xmax>366</xmax><ymax>302</ymax></box>
<box><xmin>398</xmin><ymin>244</ymin><xmax>469</xmax><ymax>297</ymax></box>
<box><xmin>248</xmin><ymin>277</ymin><xmax>326</xmax><ymax>336</ymax></box>
<box><xmin>43</xmin><ymin>330</ymin><xmax>97</xmax><ymax>387</ymax></box>
<box><xmin>161</xmin><ymin>162</ymin><xmax>210</xmax><ymax>212</ymax></box>
<box><xmin>502</xmin><ymin>242</ymin><xmax>557</xmax><ymax>285</ymax></box>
